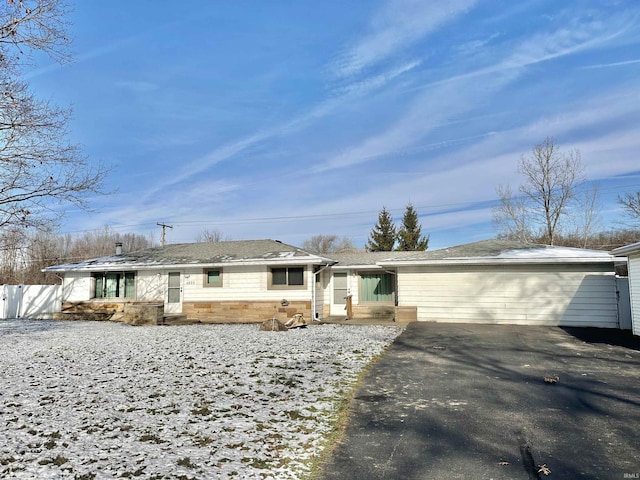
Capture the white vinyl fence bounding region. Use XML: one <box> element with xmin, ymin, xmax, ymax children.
<box><xmin>0</xmin><ymin>285</ymin><xmax>62</xmax><ymax>319</ymax></box>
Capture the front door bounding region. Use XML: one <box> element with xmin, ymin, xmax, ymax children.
<box><xmin>165</xmin><ymin>271</ymin><xmax>183</xmax><ymax>314</ymax></box>
<box><xmin>330</xmin><ymin>272</ymin><xmax>348</xmax><ymax>316</ymax></box>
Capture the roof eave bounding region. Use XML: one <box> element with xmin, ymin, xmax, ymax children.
<box><xmin>378</xmin><ymin>257</ymin><xmax>615</xmax><ymax>266</ymax></box>
<box><xmin>612</xmin><ymin>241</ymin><xmax>640</xmax><ymax>256</ymax></box>
<box><xmin>45</xmin><ymin>256</ymin><xmax>332</xmax><ymax>273</ymax></box>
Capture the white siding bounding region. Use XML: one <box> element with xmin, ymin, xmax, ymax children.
<box><xmin>398</xmin><ymin>264</ymin><xmax>618</xmax><ymax>327</ymax></box>
<box><xmin>182</xmin><ymin>265</ymin><xmax>313</xmax><ymax>303</ymax></box>
<box><xmin>629</xmin><ymin>254</ymin><xmax>640</xmax><ymax>336</ymax></box>
<box><xmin>63</xmin><ymin>272</ymin><xmax>92</xmax><ymax>302</ymax></box>
<box><xmin>136</xmin><ymin>270</ymin><xmax>164</xmax><ymax>302</ymax></box>
<box><xmin>61</xmin><ymin>265</ymin><xmax>315</xmax><ymax>304</ymax></box>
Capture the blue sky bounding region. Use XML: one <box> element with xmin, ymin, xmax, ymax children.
<box><xmin>27</xmin><ymin>0</ymin><xmax>640</xmax><ymax>249</ymax></box>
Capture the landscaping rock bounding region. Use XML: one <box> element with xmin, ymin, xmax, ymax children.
<box><xmin>123</xmin><ymin>304</ymin><xmax>164</xmax><ymax>326</ymax></box>
<box><xmin>285</xmin><ymin>313</ymin><xmax>307</xmax><ymax>329</ymax></box>
<box><xmin>259</xmin><ymin>318</ymin><xmax>288</xmax><ymax>331</ymax></box>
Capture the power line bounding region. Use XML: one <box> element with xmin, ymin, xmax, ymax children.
<box><xmin>9</xmin><ymin>180</ymin><xmax>640</xmax><ymax>239</ymax></box>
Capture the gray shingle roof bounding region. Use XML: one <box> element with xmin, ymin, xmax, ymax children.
<box><xmin>376</xmin><ymin>239</ymin><xmax>613</xmax><ymax>264</ymax></box>
<box><xmin>45</xmin><ymin>239</ymin><xmax>332</xmax><ymax>272</ymax></box>
<box><xmin>327</xmin><ymin>251</ymin><xmax>419</xmax><ymax>267</ymax></box>
<box><xmin>45</xmin><ymin>238</ymin><xmax>614</xmax><ymax>273</ymax></box>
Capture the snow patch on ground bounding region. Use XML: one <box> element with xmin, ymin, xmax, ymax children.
<box><xmin>0</xmin><ymin>320</ymin><xmax>403</xmax><ymax>479</ymax></box>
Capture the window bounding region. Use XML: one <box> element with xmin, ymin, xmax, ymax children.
<box><xmin>204</xmin><ymin>269</ymin><xmax>222</xmax><ymax>287</ymax></box>
<box><xmin>360</xmin><ymin>273</ymin><xmax>394</xmax><ymax>303</ymax></box>
<box><xmin>93</xmin><ymin>272</ymin><xmax>135</xmax><ymax>299</ymax></box>
<box><xmin>270</xmin><ymin>267</ymin><xmax>305</xmax><ymax>288</ymax></box>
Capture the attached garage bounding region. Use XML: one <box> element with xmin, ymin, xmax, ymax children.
<box><xmin>378</xmin><ymin>240</ymin><xmax>619</xmax><ymax>327</ymax></box>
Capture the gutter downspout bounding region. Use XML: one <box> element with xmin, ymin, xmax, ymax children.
<box><xmin>312</xmin><ymin>264</ymin><xmax>333</xmax><ymax>321</ymax></box>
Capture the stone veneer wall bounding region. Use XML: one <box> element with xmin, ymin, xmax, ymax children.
<box><xmin>182</xmin><ymin>300</ymin><xmax>312</xmax><ymax>323</ymax></box>
<box><xmin>55</xmin><ymin>301</ymin><xmax>164</xmax><ymax>323</ymax></box>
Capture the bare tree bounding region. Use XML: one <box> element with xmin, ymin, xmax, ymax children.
<box><xmin>493</xmin><ymin>185</ymin><xmax>532</xmax><ymax>243</ymax></box>
<box><xmin>0</xmin><ymin>1</ymin><xmax>108</xmax><ymax>233</ymax></box>
<box><xmin>0</xmin><ymin>226</ymin><xmax>155</xmax><ymax>284</ymax></box>
<box><xmin>494</xmin><ymin>137</ymin><xmax>587</xmax><ymax>245</ymax></box>
<box><xmin>69</xmin><ymin>226</ymin><xmax>155</xmax><ymax>259</ymax></box>
<box><xmin>618</xmin><ymin>191</ymin><xmax>640</xmax><ymax>223</ymax></box>
<box><xmin>0</xmin><ymin>227</ymin><xmax>27</xmax><ymax>283</ymax></box>
<box><xmin>22</xmin><ymin>229</ymin><xmax>68</xmax><ymax>283</ymax></box>
<box><xmin>571</xmin><ymin>184</ymin><xmax>601</xmax><ymax>248</ymax></box>
<box><xmin>302</xmin><ymin>235</ymin><xmax>357</xmax><ymax>254</ymax></box>
<box><xmin>195</xmin><ymin>229</ymin><xmax>228</xmax><ymax>243</ymax></box>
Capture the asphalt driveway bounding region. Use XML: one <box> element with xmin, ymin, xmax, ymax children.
<box><xmin>320</xmin><ymin>323</ymin><xmax>640</xmax><ymax>480</ymax></box>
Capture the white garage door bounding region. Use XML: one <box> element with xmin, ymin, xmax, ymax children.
<box><xmin>397</xmin><ymin>264</ymin><xmax>618</xmax><ymax>327</ymax></box>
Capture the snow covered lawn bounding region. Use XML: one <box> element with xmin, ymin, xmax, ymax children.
<box><xmin>0</xmin><ymin>320</ymin><xmax>403</xmax><ymax>479</ymax></box>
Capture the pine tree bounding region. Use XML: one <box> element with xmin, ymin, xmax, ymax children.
<box><xmin>366</xmin><ymin>207</ymin><xmax>396</xmax><ymax>251</ymax></box>
<box><xmin>396</xmin><ymin>203</ymin><xmax>429</xmax><ymax>251</ymax></box>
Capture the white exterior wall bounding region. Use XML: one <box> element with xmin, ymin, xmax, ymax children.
<box><xmin>135</xmin><ymin>270</ymin><xmax>165</xmax><ymax>302</ymax></box>
<box><xmin>60</xmin><ymin>265</ymin><xmax>316</xmax><ymax>304</ymax></box>
<box><xmin>629</xmin><ymin>254</ymin><xmax>640</xmax><ymax>336</ymax></box>
<box><xmin>397</xmin><ymin>263</ymin><xmax>618</xmax><ymax>327</ymax></box>
<box><xmin>63</xmin><ymin>272</ymin><xmax>92</xmax><ymax>302</ymax></box>
<box><xmin>181</xmin><ymin>265</ymin><xmax>314</xmax><ymax>302</ymax></box>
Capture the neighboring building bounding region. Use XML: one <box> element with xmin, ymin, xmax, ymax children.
<box><xmin>612</xmin><ymin>241</ymin><xmax>640</xmax><ymax>336</ymax></box>
<box><xmin>45</xmin><ymin>239</ymin><xmax>621</xmax><ymax>328</ymax></box>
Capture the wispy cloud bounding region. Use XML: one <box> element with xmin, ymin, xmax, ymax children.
<box><xmin>419</xmin><ymin>12</ymin><xmax>634</xmax><ymax>91</ymax></box>
<box><xmin>140</xmin><ymin>60</ymin><xmax>422</xmax><ymax>198</ymax></box>
<box><xmin>309</xmin><ymin>11</ymin><xmax>639</xmax><ymax>176</ymax></box>
<box><xmin>581</xmin><ymin>58</ymin><xmax>640</xmax><ymax>69</ymax></box>
<box><xmin>333</xmin><ymin>59</ymin><xmax>422</xmax><ymax>97</ymax></box>
<box><xmin>332</xmin><ymin>0</ymin><xmax>477</xmax><ymax>79</ymax></box>
<box><xmin>499</xmin><ymin>18</ymin><xmax>628</xmax><ymax>70</ymax></box>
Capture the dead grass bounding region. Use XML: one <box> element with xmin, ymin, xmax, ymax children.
<box><xmin>305</xmin><ymin>347</ymin><xmax>390</xmax><ymax>479</ymax></box>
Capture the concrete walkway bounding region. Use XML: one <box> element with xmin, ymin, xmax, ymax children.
<box><xmin>320</xmin><ymin>323</ymin><xmax>640</xmax><ymax>480</ymax></box>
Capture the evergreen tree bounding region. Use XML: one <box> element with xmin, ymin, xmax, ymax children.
<box><xmin>366</xmin><ymin>207</ymin><xmax>396</xmax><ymax>251</ymax></box>
<box><xmin>396</xmin><ymin>203</ymin><xmax>429</xmax><ymax>251</ymax></box>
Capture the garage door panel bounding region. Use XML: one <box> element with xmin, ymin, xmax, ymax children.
<box><xmin>400</xmin><ymin>266</ymin><xmax>617</xmax><ymax>327</ymax></box>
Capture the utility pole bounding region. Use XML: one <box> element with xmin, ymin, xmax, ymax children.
<box><xmin>157</xmin><ymin>222</ymin><xmax>173</xmax><ymax>247</ymax></box>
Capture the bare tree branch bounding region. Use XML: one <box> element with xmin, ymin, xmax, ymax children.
<box><xmin>195</xmin><ymin>229</ymin><xmax>229</xmax><ymax>243</ymax></box>
<box><xmin>0</xmin><ymin>1</ymin><xmax>108</xmax><ymax>233</ymax></box>
<box><xmin>618</xmin><ymin>191</ymin><xmax>640</xmax><ymax>223</ymax></box>
<box><xmin>493</xmin><ymin>137</ymin><xmax>587</xmax><ymax>245</ymax></box>
<box><xmin>493</xmin><ymin>184</ymin><xmax>532</xmax><ymax>243</ymax></box>
<box><xmin>302</xmin><ymin>234</ymin><xmax>357</xmax><ymax>254</ymax></box>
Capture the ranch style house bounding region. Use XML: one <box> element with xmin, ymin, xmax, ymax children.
<box><xmin>44</xmin><ymin>238</ymin><xmax>627</xmax><ymax>329</ymax></box>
